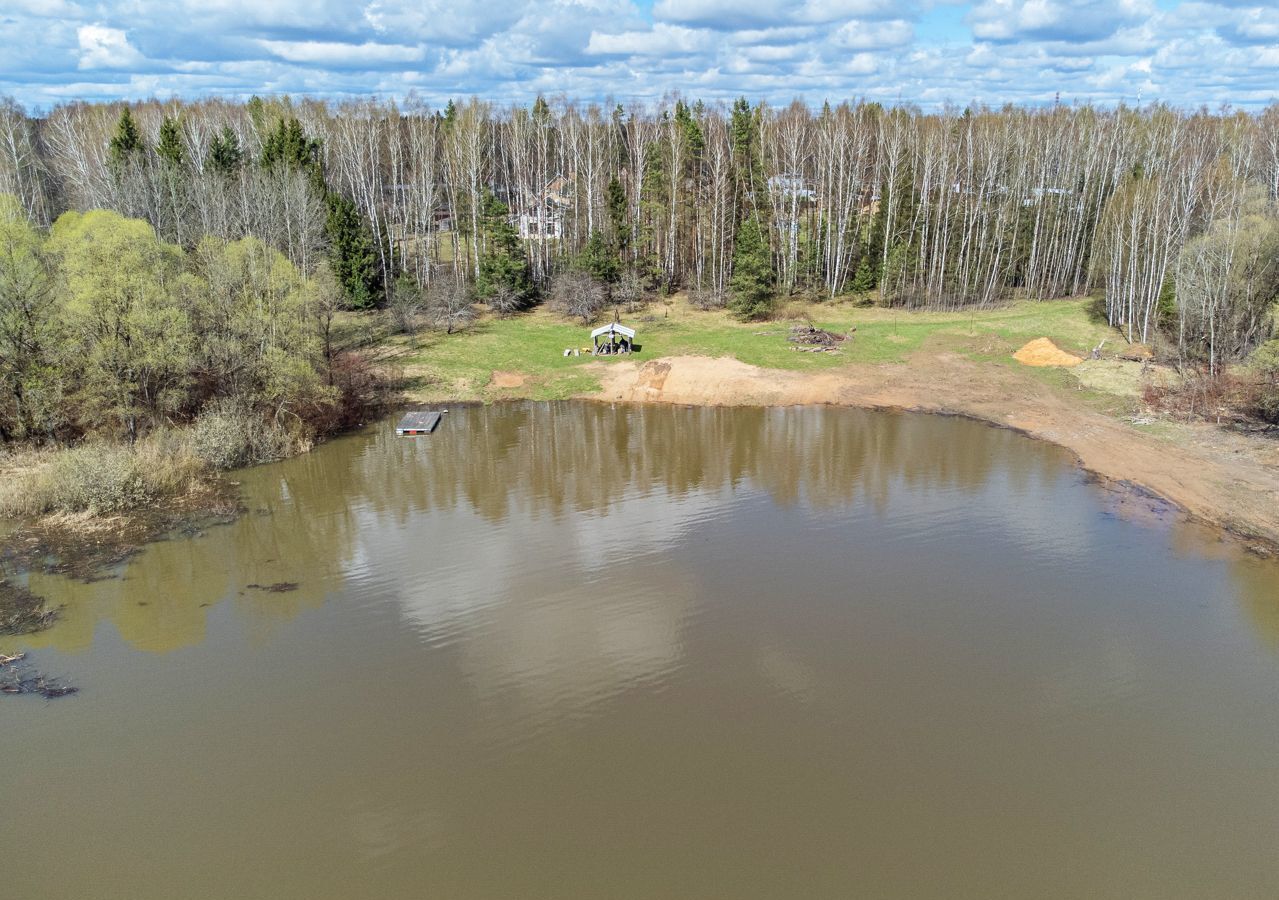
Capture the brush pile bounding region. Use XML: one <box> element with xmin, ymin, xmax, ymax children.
<box><xmin>788</xmin><ymin>324</ymin><xmax>849</xmax><ymax>352</ymax></box>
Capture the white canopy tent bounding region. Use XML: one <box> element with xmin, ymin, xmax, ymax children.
<box><xmin>590</xmin><ymin>323</ymin><xmax>636</xmax><ymax>355</ymax></box>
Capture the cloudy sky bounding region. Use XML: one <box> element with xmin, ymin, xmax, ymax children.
<box><xmin>2</xmin><ymin>0</ymin><xmax>1277</xmax><ymax>111</ymax></box>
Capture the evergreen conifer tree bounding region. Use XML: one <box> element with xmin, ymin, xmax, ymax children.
<box><xmin>260</xmin><ymin>118</ymin><xmax>319</xmax><ymax>173</ymax></box>
<box><xmin>475</xmin><ymin>191</ymin><xmax>532</xmax><ymax>307</ymax></box>
<box><xmin>208</xmin><ymin>126</ymin><xmax>243</xmax><ymax>176</ymax></box>
<box><xmin>580</xmin><ymin>230</ymin><xmax>619</xmax><ymax>284</ymax></box>
<box><xmin>730</xmin><ymin>98</ymin><xmax>762</xmax><ymax>214</ymax></box>
<box><xmin>156</xmin><ymin>117</ymin><xmax>184</xmax><ymax>167</ymax></box>
<box><xmin>606</xmin><ymin>176</ymin><xmax>628</xmax><ymax>254</ymax></box>
<box><xmin>850</xmin><ymin>256</ymin><xmax>877</xmax><ymax>294</ymax></box>
<box><xmin>729</xmin><ymin>216</ymin><xmax>775</xmax><ymax>320</ymax></box>
<box><xmin>325</xmin><ymin>194</ymin><xmax>380</xmax><ymax>310</ymax></box>
<box><xmin>109</xmin><ymin>107</ymin><xmax>143</xmax><ymax>167</ymax></box>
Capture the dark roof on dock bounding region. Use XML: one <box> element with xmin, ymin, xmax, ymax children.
<box><xmin>396</xmin><ymin>411</ymin><xmax>441</xmax><ymax>435</ymax></box>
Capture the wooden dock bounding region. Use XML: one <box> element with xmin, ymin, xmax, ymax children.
<box><xmin>396</xmin><ymin>411</ymin><xmax>442</xmax><ymax>435</ymax></box>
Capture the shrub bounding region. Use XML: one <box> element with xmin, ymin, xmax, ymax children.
<box><xmin>193</xmin><ymin>400</ymin><xmax>292</xmax><ymax>470</ymax></box>
<box><xmin>485</xmin><ymin>283</ymin><xmax>526</xmax><ymax>317</ymax></box>
<box><xmin>688</xmin><ymin>287</ymin><xmax>726</xmax><ymax>310</ymax></box>
<box><xmin>388</xmin><ymin>273</ymin><xmax>425</xmax><ymax>334</ymax></box>
<box><xmin>613</xmin><ymin>271</ymin><xmax>649</xmax><ymax>313</ymax></box>
<box><xmin>1253</xmin><ymin>382</ymin><xmax>1279</xmax><ymax>424</ymax></box>
<box><xmin>44</xmin><ymin>444</ymin><xmax>151</xmax><ymax>514</ymax></box>
<box><xmin>425</xmin><ymin>280</ymin><xmax>477</xmax><ymax>334</ymax></box>
<box><xmin>1247</xmin><ymin>340</ymin><xmax>1279</xmax><ymax>424</ymax></box>
<box><xmin>0</xmin><ymin>432</ymin><xmax>206</xmax><ymax>517</ymax></box>
<box><xmin>309</xmin><ymin>351</ymin><xmax>388</xmax><ymax>434</ymax></box>
<box><xmin>548</xmin><ymin>270</ymin><xmax>607</xmax><ymax>323</ymax></box>
<box><xmin>1142</xmin><ymin>367</ymin><xmax>1279</xmax><ymax>425</ymax></box>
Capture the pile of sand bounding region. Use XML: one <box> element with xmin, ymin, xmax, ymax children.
<box><xmin>1013</xmin><ymin>337</ymin><xmax>1083</xmax><ymax>368</ymax></box>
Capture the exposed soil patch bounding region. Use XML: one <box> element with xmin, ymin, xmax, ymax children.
<box><xmin>635</xmin><ymin>360</ymin><xmax>672</xmax><ymax>395</ymax></box>
<box><xmin>490</xmin><ymin>371</ymin><xmax>527</xmax><ymax>389</ymax></box>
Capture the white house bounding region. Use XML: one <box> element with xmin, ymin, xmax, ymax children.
<box><xmin>514</xmin><ymin>174</ymin><xmax>573</xmax><ymax>240</ymax></box>
<box><xmin>767</xmin><ymin>174</ymin><xmax>817</xmax><ymax>202</ymax></box>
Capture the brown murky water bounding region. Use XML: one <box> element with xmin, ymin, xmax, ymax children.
<box><xmin>3</xmin><ymin>403</ymin><xmax>1279</xmax><ymax>899</ymax></box>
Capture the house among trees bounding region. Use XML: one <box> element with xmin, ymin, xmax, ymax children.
<box><xmin>1022</xmin><ymin>186</ymin><xmax>1074</xmax><ymax>207</ymax></box>
<box><xmin>514</xmin><ymin>174</ymin><xmax>573</xmax><ymax>240</ymax></box>
<box><xmin>767</xmin><ymin>174</ymin><xmax>817</xmax><ymax>202</ymax></box>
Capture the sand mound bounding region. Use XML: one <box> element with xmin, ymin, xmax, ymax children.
<box><xmin>1013</xmin><ymin>337</ymin><xmax>1082</xmax><ymax>368</ymax></box>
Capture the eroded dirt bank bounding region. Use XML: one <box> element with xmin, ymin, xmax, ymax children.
<box><xmin>591</xmin><ymin>354</ymin><xmax>1279</xmax><ymax>550</ymax></box>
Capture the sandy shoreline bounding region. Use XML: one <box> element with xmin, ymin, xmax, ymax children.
<box><xmin>588</xmin><ymin>354</ymin><xmax>1279</xmax><ymax>552</ymax></box>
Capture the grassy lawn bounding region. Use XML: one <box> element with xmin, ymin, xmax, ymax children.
<box><xmin>384</xmin><ymin>294</ymin><xmax>1122</xmax><ymax>403</ymax></box>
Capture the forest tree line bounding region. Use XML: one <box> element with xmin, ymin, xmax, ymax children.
<box><xmin>3</xmin><ymin>95</ymin><xmax>1279</xmax><ymax>374</ymax></box>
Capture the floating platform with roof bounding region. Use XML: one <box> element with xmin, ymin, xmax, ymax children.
<box><xmin>591</xmin><ymin>322</ymin><xmax>636</xmax><ymax>355</ymax></box>
<box><xmin>396</xmin><ymin>411</ymin><xmax>442</xmax><ymax>435</ymax></box>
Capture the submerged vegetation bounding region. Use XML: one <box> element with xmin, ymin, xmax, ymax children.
<box><xmin>0</xmin><ymin>579</ymin><xmax>57</xmax><ymax>636</ymax></box>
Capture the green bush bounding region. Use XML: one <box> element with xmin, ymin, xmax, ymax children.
<box><xmin>1248</xmin><ymin>340</ymin><xmax>1279</xmax><ymax>424</ymax></box>
<box><xmin>47</xmin><ymin>444</ymin><xmax>151</xmax><ymax>514</ymax></box>
<box><xmin>192</xmin><ymin>400</ymin><xmax>292</xmax><ymax>470</ymax></box>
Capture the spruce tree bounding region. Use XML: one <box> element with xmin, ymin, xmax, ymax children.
<box><xmin>109</xmin><ymin>107</ymin><xmax>143</xmax><ymax>167</ymax></box>
<box><xmin>606</xmin><ymin>176</ymin><xmax>628</xmax><ymax>254</ymax></box>
<box><xmin>156</xmin><ymin>117</ymin><xmax>184</xmax><ymax>167</ymax></box>
<box><xmin>208</xmin><ymin>126</ymin><xmax>243</xmax><ymax>176</ymax></box>
<box><xmin>325</xmin><ymin>193</ymin><xmax>380</xmax><ymax>310</ymax></box>
<box><xmin>475</xmin><ymin>190</ymin><xmax>532</xmax><ymax>307</ymax></box>
<box><xmin>729</xmin><ymin>216</ymin><xmax>775</xmax><ymax>320</ymax></box>
<box><xmin>674</xmin><ymin>100</ymin><xmax>704</xmax><ymax>160</ymax></box>
<box><xmin>850</xmin><ymin>256</ymin><xmax>877</xmax><ymax>294</ymax></box>
<box><xmin>261</xmin><ymin>117</ymin><xmax>319</xmax><ymax>173</ymax></box>
<box><xmin>580</xmin><ymin>230</ymin><xmax>619</xmax><ymax>284</ymax></box>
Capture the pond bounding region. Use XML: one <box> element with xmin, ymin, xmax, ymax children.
<box><xmin>3</xmin><ymin>402</ymin><xmax>1278</xmax><ymax>899</ymax></box>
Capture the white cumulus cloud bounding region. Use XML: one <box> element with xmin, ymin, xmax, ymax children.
<box><xmin>0</xmin><ymin>1</ymin><xmax>1271</xmax><ymax>112</ymax></box>
<box><xmin>76</xmin><ymin>24</ymin><xmax>145</xmax><ymax>70</ymax></box>
<box><xmin>258</xmin><ymin>39</ymin><xmax>424</xmax><ymax>66</ymax></box>
<box><xmin>969</xmin><ymin>0</ymin><xmax>1154</xmax><ymax>43</ymax></box>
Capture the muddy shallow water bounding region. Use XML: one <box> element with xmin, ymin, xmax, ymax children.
<box><xmin>3</xmin><ymin>402</ymin><xmax>1279</xmax><ymax>899</ymax></box>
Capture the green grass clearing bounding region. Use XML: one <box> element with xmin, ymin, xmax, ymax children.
<box><xmin>386</xmin><ymin>295</ymin><xmax>1123</xmax><ymax>403</ymax></box>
